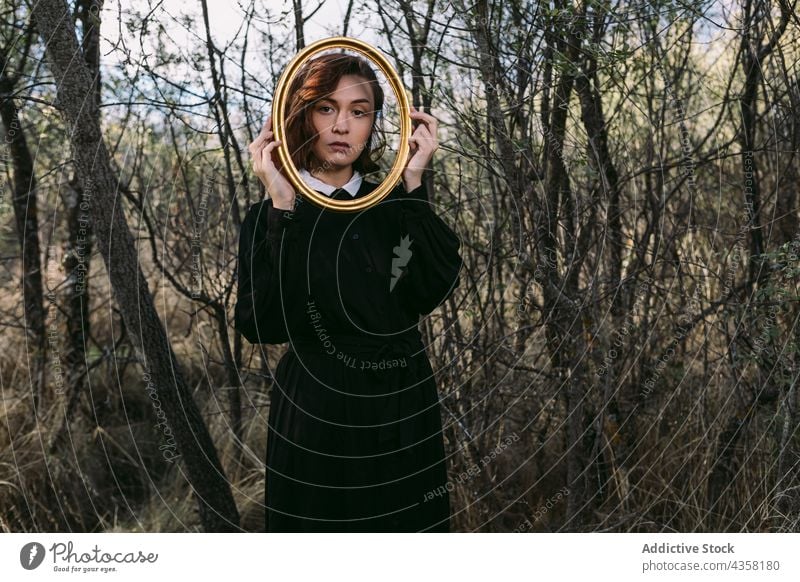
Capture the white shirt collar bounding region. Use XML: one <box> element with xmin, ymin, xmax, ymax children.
<box><xmin>298</xmin><ymin>168</ymin><xmax>362</xmax><ymax>197</ymax></box>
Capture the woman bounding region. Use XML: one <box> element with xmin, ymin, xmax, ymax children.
<box><xmin>236</xmin><ymin>53</ymin><xmax>462</xmax><ymax>532</ymax></box>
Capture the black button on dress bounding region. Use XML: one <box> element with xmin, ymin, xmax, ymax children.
<box><xmin>234</xmin><ymin>178</ymin><xmax>462</xmax><ymax>532</ymax></box>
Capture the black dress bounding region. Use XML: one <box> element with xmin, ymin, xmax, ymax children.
<box><xmin>234</xmin><ymin>177</ymin><xmax>462</xmax><ymax>532</ymax></box>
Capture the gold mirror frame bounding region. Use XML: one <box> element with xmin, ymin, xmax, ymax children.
<box><xmin>272</xmin><ymin>36</ymin><xmax>412</xmax><ymax>212</ymax></box>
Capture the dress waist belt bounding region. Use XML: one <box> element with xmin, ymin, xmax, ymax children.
<box><xmin>288</xmin><ymin>329</ymin><xmax>424</xmax><ymax>450</ymax></box>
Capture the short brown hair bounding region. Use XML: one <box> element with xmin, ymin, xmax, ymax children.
<box><xmin>280</xmin><ymin>52</ymin><xmax>386</xmax><ymax>177</ymax></box>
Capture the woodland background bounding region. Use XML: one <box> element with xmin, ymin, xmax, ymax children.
<box><xmin>1</xmin><ymin>0</ymin><xmax>799</xmax><ymax>532</ymax></box>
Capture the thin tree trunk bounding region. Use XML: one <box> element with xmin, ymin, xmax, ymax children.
<box><xmin>538</xmin><ymin>0</ymin><xmax>592</xmax><ymax>528</ymax></box>
<box><xmin>0</xmin><ymin>58</ymin><xmax>46</xmax><ymax>410</ymax></box>
<box><xmin>50</xmin><ymin>0</ymin><xmax>101</xmax><ymax>453</ymax></box>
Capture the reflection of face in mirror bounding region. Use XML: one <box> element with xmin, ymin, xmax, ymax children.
<box><xmin>309</xmin><ymin>74</ymin><xmax>374</xmax><ymax>185</ymax></box>
<box><xmin>283</xmin><ymin>53</ymin><xmax>387</xmax><ymax>189</ymax></box>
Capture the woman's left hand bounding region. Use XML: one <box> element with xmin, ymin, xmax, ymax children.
<box><xmin>402</xmin><ymin>105</ymin><xmax>439</xmax><ymax>192</ymax></box>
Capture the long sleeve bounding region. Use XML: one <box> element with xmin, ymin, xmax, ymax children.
<box><xmin>395</xmin><ymin>182</ymin><xmax>463</xmax><ymax>316</ymax></box>
<box><xmin>233</xmin><ymin>198</ymin><xmax>298</xmax><ymax>344</ymax></box>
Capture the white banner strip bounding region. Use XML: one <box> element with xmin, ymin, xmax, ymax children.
<box><xmin>3</xmin><ymin>533</ymin><xmax>798</xmax><ymax>581</ymax></box>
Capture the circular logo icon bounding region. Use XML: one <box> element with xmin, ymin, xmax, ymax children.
<box><xmin>20</xmin><ymin>542</ymin><xmax>46</xmax><ymax>570</ymax></box>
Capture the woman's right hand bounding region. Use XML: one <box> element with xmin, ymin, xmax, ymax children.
<box><xmin>248</xmin><ymin>114</ymin><xmax>296</xmax><ymax>210</ymax></box>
